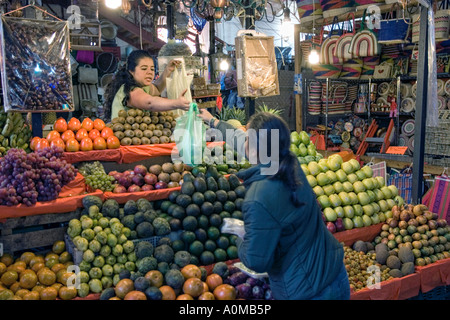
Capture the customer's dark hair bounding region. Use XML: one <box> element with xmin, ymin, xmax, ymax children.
<box><xmin>248</xmin><ymin>112</ymin><xmax>302</xmax><ymax>207</ymax></box>
<box><xmin>103</xmin><ymin>50</ymin><xmax>153</xmax><ymax>120</ymax></box>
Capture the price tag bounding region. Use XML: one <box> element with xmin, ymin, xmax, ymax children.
<box><xmin>386</xmin><ymin>146</ymin><xmax>408</xmax><ymax>155</ymax></box>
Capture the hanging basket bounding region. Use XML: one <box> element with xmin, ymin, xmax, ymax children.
<box><xmin>319</xmin><ymin>0</ymin><xmax>353</xmax><ymax>19</ymax></box>
<box><xmin>296</xmin><ymin>0</ymin><xmax>323</xmax><ymax>23</ymax></box>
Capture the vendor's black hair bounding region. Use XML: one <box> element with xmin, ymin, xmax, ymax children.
<box><xmin>248</xmin><ymin>112</ymin><xmax>302</xmax><ymax>207</ymax></box>
<box><xmin>103</xmin><ymin>50</ymin><xmax>153</xmax><ymax>120</ymax></box>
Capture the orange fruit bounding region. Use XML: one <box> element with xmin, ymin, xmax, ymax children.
<box><xmin>51</xmin><ymin>283</ymin><xmax>63</xmax><ymax>292</ymax></box>
<box><xmin>67</xmin><ymin>118</ymin><xmax>81</xmax><ymax>132</ymax></box>
<box><xmin>65</xmin><ymin>138</ymin><xmax>80</xmax><ymax>152</ymax></box>
<box><xmin>31</xmin><ymin>284</ymin><xmax>45</xmax><ymax>294</ymax></box>
<box><xmin>182</xmin><ymin>277</ymin><xmax>204</xmax><ymax>298</ymax></box>
<box><xmin>93</xmin><ymin>119</ymin><xmax>106</xmax><ymax>131</ymax></box>
<box><xmin>159</xmin><ymin>285</ymin><xmax>176</xmax><ymax>300</ymax></box>
<box><xmin>29</xmin><ymin>256</ymin><xmax>45</xmax><ymax>268</ymax></box>
<box><xmin>80</xmin><ymin>137</ymin><xmax>94</xmax><ymax>151</ymax></box>
<box><xmin>176</xmin><ymin>293</ymin><xmax>194</xmax><ymax>300</ymax></box>
<box><xmin>0</xmin><ymin>289</ymin><xmax>14</xmax><ymax>300</ymax></box>
<box><xmin>38</xmin><ymin>268</ymin><xmax>56</xmax><ymax>286</ymax></box>
<box><xmin>40</xmin><ymin>286</ymin><xmax>58</xmax><ymax>300</ymax></box>
<box><xmin>9</xmin><ymin>282</ymin><xmax>21</xmax><ymax>293</ymax></box>
<box><xmin>58</xmin><ymin>286</ymin><xmax>77</xmax><ymax>300</ymax></box>
<box><xmin>0</xmin><ymin>262</ymin><xmax>6</xmax><ymax>276</ymax></box>
<box><xmin>19</xmin><ymin>270</ymin><xmax>38</xmax><ymax>289</ymax></box>
<box><xmin>51</xmin><ymin>263</ymin><xmax>66</xmax><ymax>274</ymax></box>
<box><xmin>106</xmin><ymin>135</ymin><xmax>120</xmax><ymax>149</ymax></box>
<box><xmin>124</xmin><ymin>290</ymin><xmax>147</xmax><ymax>300</ymax></box>
<box><xmin>30</xmin><ymin>137</ymin><xmax>42</xmax><ymax>151</ymax></box>
<box><xmin>144</xmin><ymin>270</ymin><xmax>163</xmax><ymax>288</ymax></box>
<box><xmin>31</xmin><ymin>262</ymin><xmax>45</xmax><ymax>274</ymax></box>
<box><xmin>23</xmin><ymin>290</ymin><xmax>40</xmax><ymax>300</ymax></box>
<box><xmin>15</xmin><ymin>289</ymin><xmax>30</xmax><ymax>299</ymax></box>
<box><xmin>198</xmin><ymin>291</ymin><xmax>215</xmax><ymax>300</ymax></box>
<box><xmin>35</xmin><ymin>138</ymin><xmax>49</xmax><ymax>151</ymax></box>
<box><xmin>93</xmin><ymin>136</ymin><xmax>107</xmax><ymax>150</ymax></box>
<box><xmin>46</xmin><ymin>130</ymin><xmax>61</xmax><ymax>142</ymax></box>
<box><xmin>50</xmin><ymin>137</ymin><xmax>66</xmax><ymax>150</ymax></box>
<box><xmin>81</xmin><ymin>118</ymin><xmax>94</xmax><ymax>132</ymax></box>
<box><xmin>45</xmin><ymin>253</ymin><xmax>59</xmax><ymax>262</ymax></box>
<box><xmin>181</xmin><ymin>264</ymin><xmax>202</xmax><ymax>279</ymax></box>
<box><xmin>88</xmin><ymin>128</ymin><xmax>101</xmax><ymax>141</ymax></box>
<box><xmin>206</xmin><ymin>273</ymin><xmax>223</xmax><ymax>291</ymax></box>
<box><xmin>7</xmin><ymin>263</ymin><xmax>25</xmax><ymax>275</ymax></box>
<box><xmin>75</xmin><ymin>128</ymin><xmax>88</xmax><ymax>142</ymax></box>
<box><xmin>213</xmin><ymin>284</ymin><xmax>237</xmax><ymax>300</ymax></box>
<box><xmin>1</xmin><ymin>270</ymin><xmax>19</xmax><ymax>286</ymax></box>
<box><xmin>54</xmin><ymin>118</ymin><xmax>68</xmax><ymax>133</ymax></box>
<box><xmin>61</xmin><ymin>130</ymin><xmax>75</xmax><ymax>143</ymax></box>
<box><xmin>0</xmin><ymin>254</ymin><xmax>13</xmax><ymax>267</ymax></box>
<box><xmin>19</xmin><ymin>252</ymin><xmax>35</xmax><ymax>265</ymax></box>
<box><xmin>100</xmin><ymin>127</ymin><xmax>114</xmax><ymax>140</ymax></box>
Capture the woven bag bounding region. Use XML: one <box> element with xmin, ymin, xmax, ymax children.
<box><xmin>349</xmin><ymin>9</ymin><xmax>380</xmax><ymax>58</ymax></box>
<box><xmin>334</xmin><ymin>12</ymin><xmax>356</xmax><ymax>63</ymax></box>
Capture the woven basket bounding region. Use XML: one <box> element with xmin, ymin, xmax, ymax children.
<box><xmin>320</xmin><ymin>0</ymin><xmax>354</xmax><ymax>19</ymax></box>
<box><xmin>340</xmin><ymin>59</ymin><xmax>363</xmax><ymax>79</ymax></box>
<box><xmin>297</xmin><ymin>0</ymin><xmax>323</xmax><ymax>23</ymax></box>
<box><xmin>312</xmin><ymin>64</ymin><xmax>342</xmax><ymax>79</ymax></box>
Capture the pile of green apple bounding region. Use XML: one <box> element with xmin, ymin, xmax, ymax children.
<box><xmin>290</xmin><ymin>131</ymin><xmax>323</xmax><ymax>164</ymax></box>
<box><xmin>301</xmin><ymin>154</ymin><xmax>404</xmax><ymax>233</ymax></box>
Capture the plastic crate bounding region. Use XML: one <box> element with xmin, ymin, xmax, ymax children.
<box><xmin>408</xmin><ymin>286</ymin><xmax>449</xmax><ymax>300</ymax></box>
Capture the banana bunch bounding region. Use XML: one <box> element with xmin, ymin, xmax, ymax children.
<box><xmin>0</xmin><ymin>109</ymin><xmax>32</xmax><ymax>155</ymax></box>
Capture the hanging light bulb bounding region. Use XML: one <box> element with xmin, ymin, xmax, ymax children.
<box><xmin>121</xmin><ymin>0</ymin><xmax>131</xmax><ymax>15</ymax></box>
<box><xmin>219</xmin><ymin>59</ymin><xmax>229</xmax><ymax>71</ymax></box>
<box><xmin>309</xmin><ymin>49</ymin><xmax>320</xmax><ymax>65</ymax></box>
<box><xmin>105</xmin><ymin>0</ymin><xmax>122</xmax><ymax>9</ymax></box>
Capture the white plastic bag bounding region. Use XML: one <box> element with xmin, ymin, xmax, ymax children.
<box><xmin>221</xmin><ymin>218</ymin><xmax>245</xmax><ymax>239</ymax></box>
<box><xmin>166</xmin><ymin>63</ymin><xmax>193</xmax><ymax>118</ymax></box>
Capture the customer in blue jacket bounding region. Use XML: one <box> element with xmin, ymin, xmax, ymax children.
<box><xmin>198</xmin><ymin>109</ymin><xmax>350</xmax><ymax>300</ymax></box>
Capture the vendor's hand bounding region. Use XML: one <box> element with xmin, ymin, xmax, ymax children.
<box><xmin>197</xmin><ymin>108</ymin><xmax>214</xmax><ymax>124</ymax></box>
<box><xmin>166</xmin><ymin>59</ymin><xmax>182</xmax><ymax>74</ymax></box>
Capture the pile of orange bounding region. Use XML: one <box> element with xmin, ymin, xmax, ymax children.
<box><xmin>31</xmin><ymin>117</ymin><xmax>120</xmax><ymax>152</ymax></box>
<box><xmin>0</xmin><ymin>241</ymin><xmax>80</xmax><ymax>300</ymax></box>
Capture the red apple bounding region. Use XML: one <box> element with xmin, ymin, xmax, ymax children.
<box><xmin>144</xmin><ymin>173</ymin><xmax>158</xmax><ymax>185</ymax></box>
<box><xmin>113</xmin><ymin>185</ymin><xmax>127</xmax><ymax>193</ymax></box>
<box><xmin>141</xmin><ymin>184</ymin><xmax>155</xmax><ymax>191</ymax></box>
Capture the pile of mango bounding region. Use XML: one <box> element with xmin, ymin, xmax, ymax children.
<box><xmin>0</xmin><ymin>109</ymin><xmax>32</xmax><ymax>155</ymax></box>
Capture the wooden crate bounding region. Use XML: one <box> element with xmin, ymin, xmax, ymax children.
<box><xmin>0</xmin><ymin>210</ymin><xmax>80</xmax><ymax>256</ymax></box>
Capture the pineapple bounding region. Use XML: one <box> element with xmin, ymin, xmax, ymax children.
<box><xmin>218</xmin><ymin>106</ymin><xmax>247</xmax><ymax>128</ymax></box>
<box><xmin>256</xmin><ymin>103</ymin><xmax>283</xmax><ymax>116</ymax></box>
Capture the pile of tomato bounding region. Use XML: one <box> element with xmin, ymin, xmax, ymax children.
<box><xmin>31</xmin><ymin>118</ymin><xmax>121</xmax><ymax>152</ymax></box>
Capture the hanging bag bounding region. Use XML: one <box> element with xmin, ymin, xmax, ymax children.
<box><xmin>312</xmin><ymin>18</ymin><xmax>342</xmax><ymax>79</ymax></box>
<box><xmin>349</xmin><ymin>9</ymin><xmax>381</xmax><ymax>58</ymax></box>
<box><xmin>320</xmin><ymin>16</ymin><xmax>343</xmax><ymax>65</ymax></box>
<box><xmin>334</xmin><ymin>12</ymin><xmax>356</xmax><ymax>63</ymax></box>
<box><xmin>373</xmin><ymin>61</ymin><xmax>394</xmax><ymax>79</ymax></box>
<box><xmin>173</xmin><ymin>102</ymin><xmax>206</xmax><ymax>167</ymax></box>
<box><xmin>378</xmin><ymin>2</ymin><xmax>411</xmax><ymax>44</ymax></box>
<box><xmin>166</xmin><ymin>62</ymin><xmax>193</xmax><ymax>117</ymax></box>
<box><xmin>435</xmin><ymin>0</ymin><xmax>450</xmax><ymax>41</ymax></box>
<box><xmin>427</xmin><ymin>174</ymin><xmax>450</xmax><ymax>224</ymax></box>
<box><xmin>78</xmin><ymin>65</ymin><xmax>99</xmax><ymax>84</ymax></box>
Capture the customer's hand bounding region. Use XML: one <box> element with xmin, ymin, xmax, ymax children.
<box><xmin>197</xmin><ymin>108</ymin><xmax>214</xmax><ymax>124</ymax></box>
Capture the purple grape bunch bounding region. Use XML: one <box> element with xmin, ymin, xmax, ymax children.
<box><xmin>0</xmin><ymin>146</ymin><xmax>77</xmax><ymax>206</ymax></box>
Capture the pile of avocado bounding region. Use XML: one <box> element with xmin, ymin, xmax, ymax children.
<box><xmin>155</xmin><ymin>166</ymin><xmax>246</xmax><ymax>266</ymax></box>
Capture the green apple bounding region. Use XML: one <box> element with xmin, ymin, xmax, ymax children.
<box><xmin>367</xmin><ymin>190</ymin><xmax>376</xmax><ymax>203</ymax></box>
<box><xmin>349</xmin><ymin>159</ymin><xmax>361</xmax><ymax>172</ymax></box>
<box><xmin>371</xmin><ymin>202</ymin><xmax>381</xmax><ymax>213</ymax></box>
<box><xmin>355</xmin><ymin>170</ymin><xmax>366</xmax><ymax>181</ymax></box>
<box><xmin>362</xmin><ymin>165</ymin><xmax>373</xmax><ymax>178</ymax></box>
<box><xmin>323</xmin><ymin>185</ymin><xmax>336</xmax><ymax>196</ymax></box>
<box><xmin>358</xmin><ymin>192</ymin><xmax>371</xmax><ymax>206</ymax></box>
<box><xmin>335</xmin><ymin>169</ymin><xmax>348</xmax><ymax>182</ymax></box>
<box><xmin>301</xmin><ymin>164</ymin><xmax>310</xmax><ymax>176</ymax></box>
<box><xmin>334</xmin><ymin>206</ymin><xmax>345</xmax><ymax>219</ymax></box>
<box><xmin>353</xmin><ymin>181</ymin><xmax>366</xmax><ymax>194</ymax></box>
<box><xmin>384</xmin><ymin>210</ymin><xmax>393</xmax><ymax>219</ymax></box>
<box><xmin>362</xmin><ymin>178</ymin><xmax>374</xmax><ymax>190</ymax></box>
<box><xmin>347</xmin><ymin>173</ymin><xmax>358</xmax><ymax>184</ymax></box>
<box><xmin>371</xmin><ymin>214</ymin><xmax>381</xmax><ymax>225</ymax></box>
<box><xmin>323</xmin><ymin>207</ymin><xmax>337</xmax><ymax>222</ymax></box>
<box><xmin>362</xmin><ymin>214</ymin><xmax>373</xmax><ymax>227</ymax></box>
<box><xmin>388</xmin><ymin>185</ymin><xmax>399</xmax><ymax>197</ymax></box>
<box><xmin>333</xmin><ymin>181</ymin><xmax>344</xmax><ymax>193</ymax></box>
<box><xmin>307</xmin><ymin>161</ymin><xmax>321</xmax><ymax>176</ymax></box>
<box><xmin>353</xmin><ymin>204</ymin><xmax>363</xmax><ymax>216</ymax></box>
<box><xmin>352</xmin><ymin>216</ymin><xmax>364</xmax><ymax>228</ymax></box>
<box><xmin>378</xmin><ymin>199</ymin><xmax>388</xmax><ymax>212</ymax></box>
<box><xmin>318</xmin><ymin>195</ymin><xmax>331</xmax><ymax>209</ymax></box>
<box><xmin>342</xmin><ymin>181</ymin><xmax>354</xmax><ymax>193</ymax></box>
<box><xmin>375</xmin><ymin>176</ymin><xmax>385</xmax><ymax>188</ymax></box>
<box><xmin>374</xmin><ymin>188</ymin><xmax>385</xmax><ymax>201</ymax></box>
<box><xmin>378</xmin><ymin>212</ymin><xmax>386</xmax><ymax>222</ymax></box>
<box><xmin>343</xmin><ymin>205</ymin><xmax>355</xmax><ymax>219</ymax></box>
<box><xmin>341</xmin><ymin>161</ymin><xmax>354</xmax><ymax>174</ymax></box>
<box><xmin>371</xmin><ymin>177</ymin><xmax>379</xmax><ymax>189</ymax></box>
<box><xmin>329</xmin><ymin>194</ymin><xmax>342</xmax><ymax>208</ymax></box>
<box><xmin>339</xmin><ymin>192</ymin><xmax>351</xmax><ymax>206</ymax></box>
<box><xmin>326</xmin><ymin>171</ymin><xmax>338</xmax><ymax>184</ymax></box>
<box><xmin>306</xmin><ymin>175</ymin><xmax>317</xmax><ymax>188</ymax></box>
<box><xmin>343</xmin><ymin>217</ymin><xmax>354</xmax><ymax>230</ymax></box>
<box><xmin>386</xmin><ymin>198</ymin><xmax>396</xmax><ymax>209</ymax></box>
<box><xmin>381</xmin><ymin>186</ymin><xmax>393</xmax><ymax>199</ymax></box>
<box><xmin>348</xmin><ymin>192</ymin><xmax>359</xmax><ymax>205</ymax></box>
<box><xmin>313</xmin><ymin>185</ymin><xmax>325</xmax><ymax>197</ymax></box>
<box><xmin>394</xmin><ymin>195</ymin><xmax>404</xmax><ymax>207</ymax></box>
<box><xmin>362</xmin><ymin>204</ymin><xmax>374</xmax><ymax>216</ymax></box>
<box><xmin>317</xmin><ymin>172</ymin><xmax>330</xmax><ymax>186</ymax></box>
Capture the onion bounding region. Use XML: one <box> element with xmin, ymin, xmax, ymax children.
<box><xmin>155</xmin><ymin>181</ymin><xmax>168</xmax><ymax>189</ymax></box>
<box><xmin>141</xmin><ymin>184</ymin><xmax>155</xmax><ymax>191</ymax></box>
<box><xmin>326</xmin><ymin>222</ymin><xmax>336</xmax><ymax>234</ymax></box>
<box><xmin>118</xmin><ymin>175</ymin><xmax>132</xmax><ymax>189</ymax></box>
<box><xmin>144</xmin><ymin>173</ymin><xmax>158</xmax><ymax>185</ymax></box>
<box><xmin>127</xmin><ymin>184</ymin><xmax>141</xmax><ymax>192</ymax></box>
<box><xmin>132</xmin><ymin>174</ymin><xmax>145</xmax><ymax>187</ymax></box>
<box><xmin>134</xmin><ymin>164</ymin><xmax>148</xmax><ymax>176</ymax></box>
<box><xmin>113</xmin><ymin>185</ymin><xmax>127</xmax><ymax>193</ymax></box>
